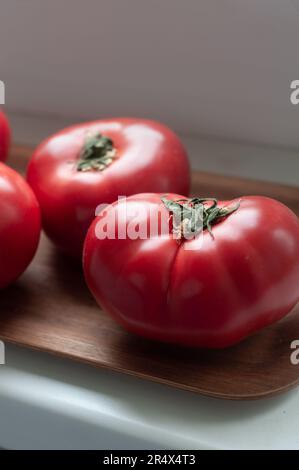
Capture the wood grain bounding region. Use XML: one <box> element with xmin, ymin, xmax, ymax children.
<box><xmin>0</xmin><ymin>145</ymin><xmax>298</xmax><ymax>400</ymax></box>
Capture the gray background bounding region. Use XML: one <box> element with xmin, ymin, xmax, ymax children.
<box><xmin>0</xmin><ymin>0</ymin><xmax>298</xmax><ymax>184</ymax></box>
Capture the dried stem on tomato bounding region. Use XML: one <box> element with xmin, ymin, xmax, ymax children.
<box><xmin>161</xmin><ymin>196</ymin><xmax>240</xmax><ymax>239</ymax></box>
<box><xmin>77</xmin><ymin>133</ymin><xmax>116</xmax><ymax>171</ymax></box>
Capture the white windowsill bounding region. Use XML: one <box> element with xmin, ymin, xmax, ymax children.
<box><xmin>0</xmin><ymin>343</ymin><xmax>299</xmax><ymax>450</ymax></box>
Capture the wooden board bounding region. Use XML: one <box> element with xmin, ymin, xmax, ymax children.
<box><xmin>0</xmin><ymin>145</ymin><xmax>298</xmax><ymax>400</ymax></box>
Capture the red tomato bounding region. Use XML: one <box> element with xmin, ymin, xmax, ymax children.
<box><xmin>0</xmin><ymin>163</ymin><xmax>41</xmax><ymax>289</ymax></box>
<box><xmin>27</xmin><ymin>118</ymin><xmax>190</xmax><ymax>257</ymax></box>
<box><xmin>83</xmin><ymin>193</ymin><xmax>299</xmax><ymax>348</ymax></box>
<box><xmin>0</xmin><ymin>109</ymin><xmax>10</xmax><ymax>162</ymax></box>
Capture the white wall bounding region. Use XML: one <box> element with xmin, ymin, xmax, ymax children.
<box><xmin>1</xmin><ymin>0</ymin><xmax>299</xmax><ymax>183</ymax></box>
<box><xmin>7</xmin><ymin>110</ymin><xmax>299</xmax><ymax>185</ymax></box>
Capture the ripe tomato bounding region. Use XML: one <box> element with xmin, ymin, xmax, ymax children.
<box><xmin>27</xmin><ymin>118</ymin><xmax>190</xmax><ymax>257</ymax></box>
<box><xmin>0</xmin><ymin>163</ymin><xmax>41</xmax><ymax>289</ymax></box>
<box><xmin>83</xmin><ymin>193</ymin><xmax>299</xmax><ymax>348</ymax></box>
<box><xmin>0</xmin><ymin>109</ymin><xmax>10</xmax><ymax>162</ymax></box>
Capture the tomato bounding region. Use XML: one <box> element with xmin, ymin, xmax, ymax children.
<box><xmin>0</xmin><ymin>163</ymin><xmax>41</xmax><ymax>289</ymax></box>
<box><xmin>83</xmin><ymin>193</ymin><xmax>299</xmax><ymax>348</ymax></box>
<box><xmin>0</xmin><ymin>109</ymin><xmax>10</xmax><ymax>162</ymax></box>
<box><xmin>26</xmin><ymin>118</ymin><xmax>190</xmax><ymax>258</ymax></box>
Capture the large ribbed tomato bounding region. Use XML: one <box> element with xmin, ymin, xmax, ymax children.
<box><xmin>0</xmin><ymin>163</ymin><xmax>41</xmax><ymax>289</ymax></box>
<box><xmin>27</xmin><ymin>118</ymin><xmax>190</xmax><ymax>257</ymax></box>
<box><xmin>83</xmin><ymin>193</ymin><xmax>299</xmax><ymax>348</ymax></box>
<box><xmin>0</xmin><ymin>109</ymin><xmax>10</xmax><ymax>162</ymax></box>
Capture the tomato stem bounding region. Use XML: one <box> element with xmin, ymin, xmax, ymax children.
<box><xmin>161</xmin><ymin>196</ymin><xmax>240</xmax><ymax>240</ymax></box>
<box><xmin>77</xmin><ymin>133</ymin><xmax>116</xmax><ymax>171</ymax></box>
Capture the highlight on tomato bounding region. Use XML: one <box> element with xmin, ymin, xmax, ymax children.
<box><xmin>0</xmin><ymin>109</ymin><xmax>10</xmax><ymax>162</ymax></box>
<box><xmin>83</xmin><ymin>193</ymin><xmax>299</xmax><ymax>348</ymax></box>
<box><xmin>0</xmin><ymin>163</ymin><xmax>41</xmax><ymax>289</ymax></box>
<box><xmin>26</xmin><ymin>118</ymin><xmax>190</xmax><ymax>258</ymax></box>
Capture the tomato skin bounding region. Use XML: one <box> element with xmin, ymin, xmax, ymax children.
<box><xmin>0</xmin><ymin>110</ymin><xmax>10</xmax><ymax>162</ymax></box>
<box><xmin>83</xmin><ymin>194</ymin><xmax>299</xmax><ymax>348</ymax></box>
<box><xmin>26</xmin><ymin>118</ymin><xmax>190</xmax><ymax>258</ymax></box>
<box><xmin>0</xmin><ymin>163</ymin><xmax>41</xmax><ymax>289</ymax></box>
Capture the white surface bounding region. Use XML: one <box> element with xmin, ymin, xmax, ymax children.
<box><xmin>0</xmin><ymin>343</ymin><xmax>299</xmax><ymax>450</ymax></box>
<box><xmin>7</xmin><ymin>111</ymin><xmax>299</xmax><ymax>186</ymax></box>
<box><xmin>1</xmin><ymin>0</ymin><xmax>299</xmax><ymax>149</ymax></box>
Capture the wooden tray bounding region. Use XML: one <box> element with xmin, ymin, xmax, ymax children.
<box><xmin>0</xmin><ymin>146</ymin><xmax>298</xmax><ymax>400</ymax></box>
